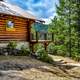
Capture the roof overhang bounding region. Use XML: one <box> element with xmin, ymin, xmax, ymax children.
<box><xmin>0</xmin><ymin>1</ymin><xmax>45</xmax><ymax>23</ymax></box>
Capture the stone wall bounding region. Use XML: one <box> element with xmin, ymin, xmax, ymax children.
<box><xmin>0</xmin><ymin>41</ymin><xmax>29</xmax><ymax>55</ymax></box>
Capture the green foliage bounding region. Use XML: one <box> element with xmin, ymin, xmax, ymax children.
<box><xmin>71</xmin><ymin>47</ymin><xmax>80</xmax><ymax>61</ymax></box>
<box><xmin>19</xmin><ymin>46</ymin><xmax>30</xmax><ymax>56</ymax></box>
<box><xmin>48</xmin><ymin>0</ymin><xmax>80</xmax><ymax>61</ymax></box>
<box><xmin>47</xmin><ymin>43</ymin><xmax>67</xmax><ymax>56</ymax></box>
<box><xmin>7</xmin><ymin>41</ymin><xmax>17</xmax><ymax>49</ymax></box>
<box><xmin>34</xmin><ymin>43</ymin><xmax>44</xmax><ymax>52</ymax></box>
<box><xmin>47</xmin><ymin>43</ymin><xmax>56</xmax><ymax>54</ymax></box>
<box><xmin>36</xmin><ymin>48</ymin><xmax>53</xmax><ymax>63</ymax></box>
<box><xmin>55</xmin><ymin>45</ymin><xmax>67</xmax><ymax>56</ymax></box>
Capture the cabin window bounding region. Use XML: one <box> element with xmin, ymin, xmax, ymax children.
<box><xmin>6</xmin><ymin>20</ymin><xmax>15</xmax><ymax>31</ymax></box>
<box><xmin>7</xmin><ymin>21</ymin><xmax>14</xmax><ymax>28</ymax></box>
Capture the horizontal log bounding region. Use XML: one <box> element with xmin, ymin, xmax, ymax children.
<box><xmin>15</xmin><ymin>29</ymin><xmax>27</xmax><ymax>31</ymax></box>
<box><xmin>14</xmin><ymin>26</ymin><xmax>27</xmax><ymax>28</ymax></box>
<box><xmin>0</xmin><ymin>34</ymin><xmax>27</xmax><ymax>37</ymax></box>
<box><xmin>0</xmin><ymin>33</ymin><xmax>27</xmax><ymax>36</ymax></box>
<box><xmin>15</xmin><ymin>23</ymin><xmax>27</xmax><ymax>25</ymax></box>
<box><xmin>0</xmin><ymin>30</ymin><xmax>27</xmax><ymax>33</ymax></box>
<box><xmin>0</xmin><ymin>25</ymin><xmax>27</xmax><ymax>28</ymax></box>
<box><xmin>0</xmin><ymin>33</ymin><xmax>27</xmax><ymax>35</ymax></box>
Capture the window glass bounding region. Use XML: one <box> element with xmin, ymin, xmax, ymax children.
<box><xmin>6</xmin><ymin>20</ymin><xmax>15</xmax><ymax>31</ymax></box>
<box><xmin>7</xmin><ymin>21</ymin><xmax>14</xmax><ymax>28</ymax></box>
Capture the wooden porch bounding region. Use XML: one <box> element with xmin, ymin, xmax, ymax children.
<box><xmin>30</xmin><ymin>32</ymin><xmax>54</xmax><ymax>52</ymax></box>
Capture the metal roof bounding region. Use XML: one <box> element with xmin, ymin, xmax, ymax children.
<box><xmin>0</xmin><ymin>1</ymin><xmax>36</xmax><ymax>19</ymax></box>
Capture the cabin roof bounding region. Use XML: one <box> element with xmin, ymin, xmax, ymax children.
<box><xmin>0</xmin><ymin>1</ymin><xmax>36</xmax><ymax>20</ymax></box>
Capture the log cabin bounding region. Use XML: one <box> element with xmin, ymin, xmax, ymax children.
<box><xmin>0</xmin><ymin>0</ymin><xmax>35</xmax><ymax>42</ymax></box>
<box><xmin>0</xmin><ymin>0</ymin><xmax>44</xmax><ymax>43</ymax></box>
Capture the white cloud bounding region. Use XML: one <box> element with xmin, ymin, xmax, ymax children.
<box><xmin>5</xmin><ymin>0</ymin><xmax>59</xmax><ymax>24</ymax></box>
<box><xmin>41</xmin><ymin>12</ymin><xmax>57</xmax><ymax>24</ymax></box>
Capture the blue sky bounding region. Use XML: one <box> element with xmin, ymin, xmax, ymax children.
<box><xmin>6</xmin><ymin>0</ymin><xmax>59</xmax><ymax>23</ymax></box>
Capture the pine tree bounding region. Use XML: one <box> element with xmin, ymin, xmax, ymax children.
<box><xmin>48</xmin><ymin>0</ymin><xmax>80</xmax><ymax>60</ymax></box>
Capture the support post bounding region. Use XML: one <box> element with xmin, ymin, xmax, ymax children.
<box><xmin>44</xmin><ymin>33</ymin><xmax>47</xmax><ymax>51</ymax></box>
<box><xmin>52</xmin><ymin>33</ymin><xmax>54</xmax><ymax>41</ymax></box>
<box><xmin>27</xmin><ymin>20</ymin><xmax>34</xmax><ymax>52</ymax></box>
<box><xmin>44</xmin><ymin>33</ymin><xmax>47</xmax><ymax>40</ymax></box>
<box><xmin>36</xmin><ymin>31</ymin><xmax>38</xmax><ymax>42</ymax></box>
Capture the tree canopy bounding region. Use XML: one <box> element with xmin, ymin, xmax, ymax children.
<box><xmin>48</xmin><ymin>0</ymin><xmax>80</xmax><ymax>60</ymax></box>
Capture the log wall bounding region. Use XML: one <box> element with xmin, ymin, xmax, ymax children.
<box><xmin>0</xmin><ymin>13</ymin><xmax>33</xmax><ymax>42</ymax></box>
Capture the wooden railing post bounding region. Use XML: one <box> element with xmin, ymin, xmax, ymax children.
<box><xmin>52</xmin><ymin>33</ymin><xmax>54</xmax><ymax>41</ymax></box>
<box><xmin>36</xmin><ymin>31</ymin><xmax>38</xmax><ymax>42</ymax></box>
<box><xmin>44</xmin><ymin>33</ymin><xmax>47</xmax><ymax>51</ymax></box>
<box><xmin>44</xmin><ymin>33</ymin><xmax>47</xmax><ymax>40</ymax></box>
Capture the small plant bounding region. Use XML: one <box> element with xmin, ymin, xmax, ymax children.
<box><xmin>47</xmin><ymin>43</ymin><xmax>56</xmax><ymax>54</ymax></box>
<box><xmin>19</xmin><ymin>45</ymin><xmax>30</xmax><ymax>56</ymax></box>
<box><xmin>55</xmin><ymin>45</ymin><xmax>67</xmax><ymax>56</ymax></box>
<box><xmin>36</xmin><ymin>48</ymin><xmax>53</xmax><ymax>63</ymax></box>
<box><xmin>7</xmin><ymin>41</ymin><xmax>17</xmax><ymax>55</ymax></box>
<box><xmin>7</xmin><ymin>41</ymin><xmax>17</xmax><ymax>49</ymax></box>
<box><xmin>71</xmin><ymin>48</ymin><xmax>80</xmax><ymax>61</ymax></box>
<box><xmin>34</xmin><ymin>43</ymin><xmax>44</xmax><ymax>52</ymax></box>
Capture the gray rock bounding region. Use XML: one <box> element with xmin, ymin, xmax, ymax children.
<box><xmin>0</xmin><ymin>62</ymin><xmax>31</xmax><ymax>70</ymax></box>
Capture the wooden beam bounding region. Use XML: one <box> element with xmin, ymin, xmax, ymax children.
<box><xmin>52</xmin><ymin>33</ymin><xmax>54</xmax><ymax>41</ymax></box>
<box><xmin>27</xmin><ymin>20</ymin><xmax>31</xmax><ymax>41</ymax></box>
<box><xmin>36</xmin><ymin>32</ymin><xmax>38</xmax><ymax>42</ymax></box>
<box><xmin>44</xmin><ymin>33</ymin><xmax>47</xmax><ymax>40</ymax></box>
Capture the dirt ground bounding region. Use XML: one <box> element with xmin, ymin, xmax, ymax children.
<box><xmin>0</xmin><ymin>56</ymin><xmax>80</xmax><ymax>80</ymax></box>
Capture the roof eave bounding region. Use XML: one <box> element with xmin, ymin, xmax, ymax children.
<box><xmin>0</xmin><ymin>12</ymin><xmax>45</xmax><ymax>23</ymax></box>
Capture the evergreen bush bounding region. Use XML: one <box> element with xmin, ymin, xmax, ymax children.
<box><xmin>18</xmin><ymin>46</ymin><xmax>30</xmax><ymax>56</ymax></box>
<box><xmin>36</xmin><ymin>48</ymin><xmax>53</xmax><ymax>63</ymax></box>
<box><xmin>7</xmin><ymin>41</ymin><xmax>17</xmax><ymax>49</ymax></box>
<box><xmin>7</xmin><ymin>41</ymin><xmax>17</xmax><ymax>55</ymax></box>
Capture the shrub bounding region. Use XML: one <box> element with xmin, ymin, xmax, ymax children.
<box><xmin>18</xmin><ymin>46</ymin><xmax>30</xmax><ymax>56</ymax></box>
<box><xmin>55</xmin><ymin>45</ymin><xmax>67</xmax><ymax>56</ymax></box>
<box><xmin>71</xmin><ymin>48</ymin><xmax>80</xmax><ymax>61</ymax></box>
<box><xmin>71</xmin><ymin>52</ymin><xmax>80</xmax><ymax>61</ymax></box>
<box><xmin>7</xmin><ymin>41</ymin><xmax>17</xmax><ymax>49</ymax></box>
<box><xmin>7</xmin><ymin>41</ymin><xmax>17</xmax><ymax>55</ymax></box>
<box><xmin>47</xmin><ymin>43</ymin><xmax>67</xmax><ymax>56</ymax></box>
<box><xmin>36</xmin><ymin>48</ymin><xmax>53</xmax><ymax>63</ymax></box>
<box><xmin>47</xmin><ymin>43</ymin><xmax>56</xmax><ymax>54</ymax></box>
<box><xmin>34</xmin><ymin>43</ymin><xmax>44</xmax><ymax>52</ymax></box>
